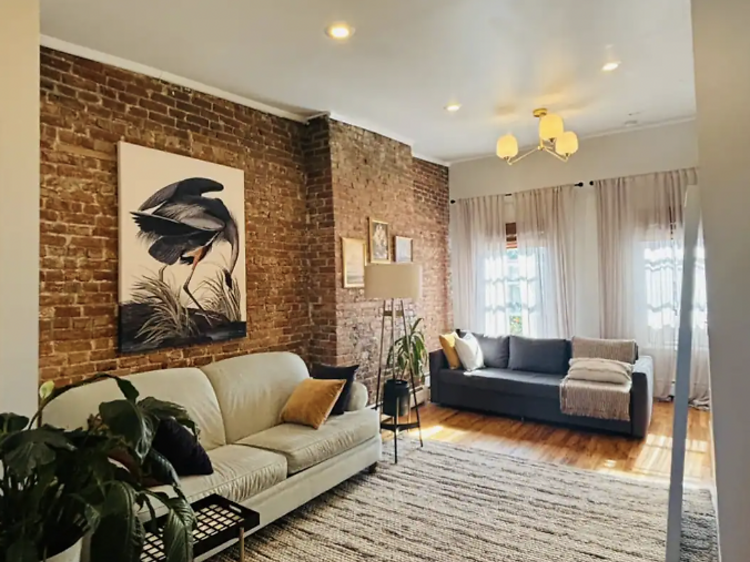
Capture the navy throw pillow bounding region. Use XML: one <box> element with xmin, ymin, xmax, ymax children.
<box><xmin>152</xmin><ymin>418</ymin><xmax>213</xmax><ymax>477</ymax></box>
<box><xmin>311</xmin><ymin>364</ymin><xmax>359</xmax><ymax>416</ymax></box>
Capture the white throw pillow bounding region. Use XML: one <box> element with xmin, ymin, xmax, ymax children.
<box><xmin>454</xmin><ymin>332</ymin><xmax>485</xmax><ymax>371</ymax></box>
<box><xmin>567</xmin><ymin>357</ymin><xmax>633</xmax><ymax>384</ymax></box>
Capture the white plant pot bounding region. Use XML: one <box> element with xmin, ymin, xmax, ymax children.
<box><xmin>46</xmin><ymin>539</ymin><xmax>82</xmax><ymax>562</ymax></box>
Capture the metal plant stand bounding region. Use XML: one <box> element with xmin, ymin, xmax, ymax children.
<box><xmin>374</xmin><ymin>298</ymin><xmax>423</xmax><ymax>464</ymax></box>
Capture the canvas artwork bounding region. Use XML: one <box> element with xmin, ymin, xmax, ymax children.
<box><xmin>369</xmin><ymin>218</ymin><xmax>390</xmax><ymax>263</ymax></box>
<box><xmin>394</xmin><ymin>236</ymin><xmax>413</xmax><ymax>263</ymax></box>
<box><xmin>342</xmin><ymin>237</ymin><xmax>366</xmax><ymax>288</ymax></box>
<box><xmin>118</xmin><ymin>142</ymin><xmax>247</xmax><ymax>353</ymax></box>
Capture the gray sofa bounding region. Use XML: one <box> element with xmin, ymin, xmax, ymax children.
<box><xmin>429</xmin><ymin>334</ymin><xmax>654</xmax><ymax>438</ymax></box>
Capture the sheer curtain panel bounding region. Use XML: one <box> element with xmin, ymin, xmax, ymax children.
<box><xmin>595</xmin><ymin>168</ymin><xmax>709</xmax><ymax>404</ymax></box>
<box><xmin>450</xmin><ymin>195</ymin><xmax>507</xmax><ymax>335</ymax></box>
<box><xmin>514</xmin><ymin>185</ymin><xmax>577</xmax><ymax>338</ymax></box>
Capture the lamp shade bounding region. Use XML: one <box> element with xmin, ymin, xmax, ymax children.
<box><xmin>496</xmin><ymin>134</ymin><xmax>519</xmax><ymax>159</ymax></box>
<box><xmin>364</xmin><ymin>263</ymin><xmax>422</xmax><ymax>300</ymax></box>
<box><xmin>555</xmin><ymin>131</ymin><xmax>579</xmax><ymax>156</ymax></box>
<box><xmin>539</xmin><ymin>113</ymin><xmax>564</xmax><ymax>140</ymax></box>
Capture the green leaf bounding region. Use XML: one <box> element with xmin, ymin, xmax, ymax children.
<box><xmin>115</xmin><ymin>377</ymin><xmax>140</xmax><ymax>403</ymax></box>
<box><xmin>90</xmin><ymin>482</ymin><xmax>145</xmax><ymax>562</ymax></box>
<box><xmin>142</xmin><ymin>447</ymin><xmax>180</xmax><ymax>487</ymax></box>
<box><xmin>137</xmin><ymin>397</ymin><xmax>198</xmax><ymax>437</ymax></box>
<box><xmin>7</xmin><ymin>538</ymin><xmax>38</xmax><ymax>562</ymax></box>
<box><xmin>0</xmin><ymin>413</ymin><xmax>30</xmax><ymax>434</ymax></box>
<box><xmin>161</xmin><ymin>497</ymin><xmax>195</xmax><ymax>562</ymax></box>
<box><xmin>99</xmin><ymin>400</ymin><xmax>155</xmax><ymax>463</ymax></box>
<box><xmin>1</xmin><ymin>428</ymin><xmax>73</xmax><ymax>479</ymax></box>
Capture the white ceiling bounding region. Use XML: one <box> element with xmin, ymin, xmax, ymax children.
<box><xmin>40</xmin><ymin>0</ymin><xmax>696</xmax><ymax>163</ymax></box>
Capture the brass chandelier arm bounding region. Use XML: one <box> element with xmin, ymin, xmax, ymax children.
<box><xmin>543</xmin><ymin>145</ymin><xmax>570</xmax><ymax>162</ymax></box>
<box><xmin>505</xmin><ymin>145</ymin><xmax>540</xmax><ymax>166</ymax></box>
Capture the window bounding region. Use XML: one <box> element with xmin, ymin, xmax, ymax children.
<box><xmin>482</xmin><ymin>223</ymin><xmax>533</xmax><ymax>337</ymax></box>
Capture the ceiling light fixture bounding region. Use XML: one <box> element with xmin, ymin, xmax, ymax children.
<box><xmin>496</xmin><ymin>108</ymin><xmax>579</xmax><ymax>165</ymax></box>
<box><xmin>445</xmin><ymin>103</ymin><xmax>462</xmax><ymax>112</ymax></box>
<box><xmin>602</xmin><ymin>61</ymin><xmax>620</xmax><ymax>72</ymax></box>
<box><xmin>326</xmin><ymin>22</ymin><xmax>354</xmax><ymax>40</ymax></box>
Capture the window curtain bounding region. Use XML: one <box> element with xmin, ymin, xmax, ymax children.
<box><xmin>595</xmin><ymin>168</ymin><xmax>710</xmax><ymax>405</ymax></box>
<box><xmin>450</xmin><ymin>195</ymin><xmax>507</xmax><ymax>335</ymax></box>
<box><xmin>514</xmin><ymin>185</ymin><xmax>577</xmax><ymax>338</ymax></box>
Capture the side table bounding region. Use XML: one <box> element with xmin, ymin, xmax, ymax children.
<box><xmin>141</xmin><ymin>494</ymin><xmax>260</xmax><ymax>562</ymax></box>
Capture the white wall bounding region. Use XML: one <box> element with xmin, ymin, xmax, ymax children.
<box><xmin>0</xmin><ymin>0</ymin><xmax>40</xmax><ymax>417</ymax></box>
<box><xmin>693</xmin><ymin>1</ymin><xmax>750</xmax><ymax>560</ymax></box>
<box><xmin>450</xmin><ymin>120</ymin><xmax>698</xmax><ymax>199</ymax></box>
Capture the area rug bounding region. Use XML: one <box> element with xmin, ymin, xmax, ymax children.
<box><xmin>213</xmin><ymin>440</ymin><xmax>718</xmax><ymax>562</ymax></box>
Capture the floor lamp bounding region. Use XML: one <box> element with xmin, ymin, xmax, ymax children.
<box><xmin>365</xmin><ymin>263</ymin><xmax>424</xmax><ymax>463</ymax></box>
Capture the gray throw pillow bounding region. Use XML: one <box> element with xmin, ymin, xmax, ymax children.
<box><xmin>475</xmin><ymin>334</ymin><xmax>510</xmax><ymax>369</ymax></box>
<box><xmin>508</xmin><ymin>336</ymin><xmax>571</xmax><ymax>375</ymax></box>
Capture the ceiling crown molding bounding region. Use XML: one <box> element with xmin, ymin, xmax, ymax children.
<box><xmin>40</xmin><ymin>35</ymin><xmax>308</xmax><ymax>123</ymax></box>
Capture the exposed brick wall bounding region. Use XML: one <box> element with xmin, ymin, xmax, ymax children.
<box><xmin>328</xmin><ymin>121</ymin><xmax>452</xmax><ymax>394</ymax></box>
<box><xmin>39</xmin><ymin>48</ymin><xmax>310</xmax><ymax>384</ymax></box>
<box><xmin>303</xmin><ymin>118</ymin><xmax>337</xmax><ymax>367</ymax></box>
<box><xmin>38</xmin><ymin>49</ymin><xmax>451</xmax><ymax>392</ymax></box>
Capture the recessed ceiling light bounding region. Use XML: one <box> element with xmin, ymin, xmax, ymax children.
<box><xmin>602</xmin><ymin>61</ymin><xmax>620</xmax><ymax>72</ymax></box>
<box><xmin>445</xmin><ymin>103</ymin><xmax>462</xmax><ymax>112</ymax></box>
<box><xmin>326</xmin><ymin>23</ymin><xmax>354</xmax><ymax>40</ymax></box>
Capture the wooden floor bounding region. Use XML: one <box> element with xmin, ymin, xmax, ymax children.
<box><xmin>390</xmin><ymin>402</ymin><xmax>714</xmax><ymax>485</ymax></box>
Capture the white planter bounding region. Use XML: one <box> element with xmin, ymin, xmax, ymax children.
<box><xmin>46</xmin><ymin>539</ymin><xmax>82</xmax><ymax>562</ymax></box>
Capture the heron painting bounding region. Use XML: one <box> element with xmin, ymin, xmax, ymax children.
<box><xmin>118</xmin><ymin>142</ymin><xmax>247</xmax><ymax>353</ymax></box>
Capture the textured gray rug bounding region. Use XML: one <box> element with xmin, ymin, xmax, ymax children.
<box><xmin>213</xmin><ymin>440</ymin><xmax>718</xmax><ymax>561</ymax></box>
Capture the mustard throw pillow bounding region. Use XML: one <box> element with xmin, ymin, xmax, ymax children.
<box><xmin>439</xmin><ymin>332</ymin><xmax>461</xmax><ymax>369</ymax></box>
<box><xmin>280</xmin><ymin>378</ymin><xmax>347</xmax><ymax>429</ymax></box>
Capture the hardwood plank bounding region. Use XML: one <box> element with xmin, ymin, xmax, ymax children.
<box><xmin>384</xmin><ymin>401</ymin><xmax>714</xmax><ymax>485</ymax></box>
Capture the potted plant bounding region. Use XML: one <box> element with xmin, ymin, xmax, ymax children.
<box><xmin>389</xmin><ymin>317</ymin><xmax>428</xmax><ymax>390</ymax></box>
<box><xmin>0</xmin><ymin>374</ymin><xmax>197</xmax><ymax>562</ymax></box>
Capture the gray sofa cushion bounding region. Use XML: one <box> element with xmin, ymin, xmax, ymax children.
<box><xmin>437</xmin><ymin>368</ymin><xmax>563</xmax><ymax>400</ymax></box>
<box><xmin>456</xmin><ymin>331</ymin><xmax>510</xmax><ymax>369</ymax></box>
<box><xmin>477</xmin><ymin>335</ymin><xmax>510</xmax><ymax>369</ymax></box>
<box><xmin>508</xmin><ymin>336</ymin><xmax>571</xmax><ymax>375</ymax></box>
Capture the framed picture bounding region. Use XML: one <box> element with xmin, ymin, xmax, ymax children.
<box><xmin>394</xmin><ymin>236</ymin><xmax>413</xmax><ymax>263</ymax></box>
<box><xmin>342</xmin><ymin>237</ymin><xmax>366</xmax><ymax>288</ymax></box>
<box><xmin>368</xmin><ymin>218</ymin><xmax>390</xmax><ymax>263</ymax></box>
<box><xmin>117</xmin><ymin>142</ymin><xmax>247</xmax><ymax>353</ymax></box>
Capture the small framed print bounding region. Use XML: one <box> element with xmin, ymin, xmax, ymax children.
<box><xmin>394</xmin><ymin>236</ymin><xmax>413</xmax><ymax>263</ymax></box>
<box><xmin>368</xmin><ymin>218</ymin><xmax>391</xmax><ymax>264</ymax></box>
<box><xmin>342</xmin><ymin>237</ymin><xmax>366</xmax><ymax>288</ymax></box>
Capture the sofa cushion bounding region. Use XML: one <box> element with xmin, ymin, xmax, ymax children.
<box><xmin>151</xmin><ymin>444</ymin><xmax>288</xmax><ymax>504</ymax></box>
<box><xmin>454</xmin><ymin>333</ymin><xmax>485</xmax><ymax>371</ymax></box>
<box><xmin>42</xmin><ymin>367</ymin><xmax>227</xmax><ymax>451</ymax></box>
<box><xmin>476</xmin><ymin>335</ymin><xmax>510</xmax><ymax>369</ymax></box>
<box><xmin>438</xmin><ymin>332</ymin><xmax>461</xmax><ymax>369</ymax></box>
<box><xmin>200</xmin><ymin>352</ymin><xmax>309</xmax><ymax>442</ymax></box>
<box><xmin>311</xmin><ymin>364</ymin><xmax>359</xmax><ymax>416</ymax></box>
<box><xmin>280</xmin><ymin>378</ymin><xmax>346</xmax><ymax>429</ymax></box>
<box><xmin>508</xmin><ymin>336</ymin><xmax>571</xmax><ymax>375</ymax></box>
<box><xmin>238</xmin><ymin>408</ymin><xmax>379</xmax><ymax>474</ymax></box>
<box><xmin>437</xmin><ymin>368</ymin><xmax>563</xmax><ymax>400</ymax></box>
<box><xmin>572</xmin><ymin>336</ymin><xmax>638</xmax><ymax>364</ymax></box>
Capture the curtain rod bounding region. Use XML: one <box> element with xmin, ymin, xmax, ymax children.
<box><xmin>449</xmin><ymin>181</ymin><xmax>594</xmax><ymax>204</ymax></box>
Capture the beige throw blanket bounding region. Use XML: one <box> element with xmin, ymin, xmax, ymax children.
<box><xmin>560</xmin><ymin>358</ymin><xmax>633</xmax><ymax>421</ymax></box>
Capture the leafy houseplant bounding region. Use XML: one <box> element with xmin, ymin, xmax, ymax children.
<box><xmin>389</xmin><ymin>317</ymin><xmax>428</xmax><ymax>387</ymax></box>
<box><xmin>0</xmin><ymin>374</ymin><xmax>197</xmax><ymax>562</ymax></box>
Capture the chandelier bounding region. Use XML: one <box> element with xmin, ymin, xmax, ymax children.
<box><xmin>496</xmin><ymin>108</ymin><xmax>579</xmax><ymax>165</ymax></box>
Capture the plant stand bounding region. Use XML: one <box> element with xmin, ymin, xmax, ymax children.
<box><xmin>374</xmin><ymin>298</ymin><xmax>424</xmax><ymax>464</ymax></box>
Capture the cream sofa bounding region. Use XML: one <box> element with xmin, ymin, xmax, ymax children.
<box><xmin>44</xmin><ymin>352</ymin><xmax>381</xmax><ymax>557</ymax></box>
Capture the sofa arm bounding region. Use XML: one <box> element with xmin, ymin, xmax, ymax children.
<box><xmin>631</xmin><ymin>356</ymin><xmax>654</xmax><ymax>438</ymax></box>
<box><xmin>429</xmin><ymin>349</ymin><xmax>447</xmax><ymax>378</ymax></box>
<box><xmin>346</xmin><ymin>381</ymin><xmax>368</xmax><ymax>411</ymax></box>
